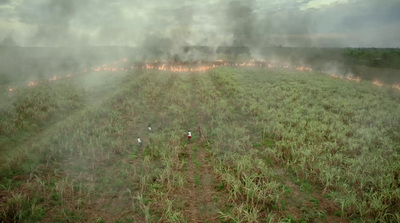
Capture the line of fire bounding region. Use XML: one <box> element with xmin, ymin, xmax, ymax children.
<box><xmin>6</xmin><ymin>46</ymin><xmax>400</xmax><ymax>92</ymax></box>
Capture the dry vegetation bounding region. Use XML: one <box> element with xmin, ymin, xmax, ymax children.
<box><xmin>1</xmin><ymin>67</ymin><xmax>399</xmax><ymax>222</ymax></box>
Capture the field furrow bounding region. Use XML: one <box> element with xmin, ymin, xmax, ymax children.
<box><xmin>1</xmin><ymin>68</ymin><xmax>399</xmax><ymax>222</ymax></box>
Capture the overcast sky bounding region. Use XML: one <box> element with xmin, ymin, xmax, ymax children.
<box><xmin>0</xmin><ymin>0</ymin><xmax>399</xmax><ymax>47</ymax></box>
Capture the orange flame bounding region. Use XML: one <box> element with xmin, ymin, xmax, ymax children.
<box><xmin>296</xmin><ymin>66</ymin><xmax>312</xmax><ymax>71</ymax></box>
<box><xmin>373</xmin><ymin>80</ymin><xmax>384</xmax><ymax>87</ymax></box>
<box><xmin>49</xmin><ymin>75</ymin><xmax>58</xmax><ymax>81</ymax></box>
<box><xmin>330</xmin><ymin>74</ymin><xmax>341</xmax><ymax>79</ymax></box>
<box><xmin>345</xmin><ymin>76</ymin><xmax>361</xmax><ymax>82</ymax></box>
<box><xmin>28</xmin><ymin>81</ymin><xmax>39</xmax><ymax>87</ymax></box>
<box><xmin>7</xmin><ymin>58</ymin><xmax>400</xmax><ymax>94</ymax></box>
<box><xmin>392</xmin><ymin>84</ymin><xmax>400</xmax><ymax>91</ymax></box>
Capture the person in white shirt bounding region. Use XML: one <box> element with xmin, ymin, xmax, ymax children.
<box><xmin>148</xmin><ymin>124</ymin><xmax>152</xmax><ymax>132</ymax></box>
<box><xmin>188</xmin><ymin>130</ymin><xmax>191</xmax><ymax>142</ymax></box>
<box><xmin>137</xmin><ymin>137</ymin><xmax>142</xmax><ymax>148</ymax></box>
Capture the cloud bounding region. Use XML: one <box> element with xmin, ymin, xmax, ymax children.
<box><xmin>306</xmin><ymin>0</ymin><xmax>400</xmax><ymax>46</ymax></box>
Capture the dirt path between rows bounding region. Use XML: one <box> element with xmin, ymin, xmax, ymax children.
<box><xmin>180</xmin><ymin>141</ymin><xmax>220</xmax><ymax>223</ymax></box>
<box><xmin>179</xmin><ymin>74</ymin><xmax>221</xmax><ymax>222</ymax></box>
<box><xmin>275</xmin><ymin>167</ymin><xmax>346</xmax><ymax>223</ymax></box>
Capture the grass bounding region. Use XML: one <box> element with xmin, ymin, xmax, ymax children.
<box><xmin>0</xmin><ymin>66</ymin><xmax>399</xmax><ymax>222</ymax></box>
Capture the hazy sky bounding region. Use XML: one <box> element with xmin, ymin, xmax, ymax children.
<box><xmin>0</xmin><ymin>0</ymin><xmax>399</xmax><ymax>47</ymax></box>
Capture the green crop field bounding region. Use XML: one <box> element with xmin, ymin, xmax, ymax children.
<box><xmin>1</xmin><ymin>67</ymin><xmax>399</xmax><ymax>222</ymax></box>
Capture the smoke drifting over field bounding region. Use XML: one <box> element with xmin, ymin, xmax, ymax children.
<box><xmin>1</xmin><ymin>2</ymin><xmax>400</xmax><ymax>221</ymax></box>
<box><xmin>1</xmin><ymin>0</ymin><xmax>399</xmax><ymax>48</ymax></box>
<box><xmin>1</xmin><ymin>0</ymin><xmax>400</xmax><ymax>86</ymax></box>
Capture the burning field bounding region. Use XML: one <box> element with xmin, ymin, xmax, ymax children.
<box><xmin>6</xmin><ymin>57</ymin><xmax>400</xmax><ymax>95</ymax></box>
<box><xmin>1</xmin><ymin>0</ymin><xmax>400</xmax><ymax>221</ymax></box>
<box><xmin>1</xmin><ymin>62</ymin><xmax>400</xmax><ymax>222</ymax></box>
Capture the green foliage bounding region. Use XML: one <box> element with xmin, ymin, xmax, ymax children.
<box><xmin>1</xmin><ymin>193</ymin><xmax>46</xmax><ymax>222</ymax></box>
<box><xmin>344</xmin><ymin>48</ymin><xmax>400</xmax><ymax>69</ymax></box>
<box><xmin>216</xmin><ymin>182</ymin><xmax>225</xmax><ymax>191</ymax></box>
<box><xmin>0</xmin><ymin>67</ymin><xmax>399</xmax><ymax>222</ymax></box>
<box><xmin>0</xmin><ymin>82</ymin><xmax>84</xmax><ymax>135</ymax></box>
